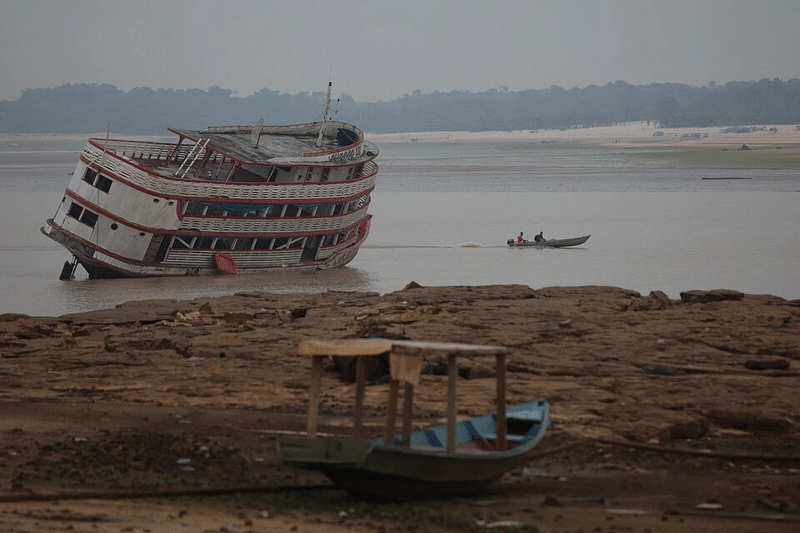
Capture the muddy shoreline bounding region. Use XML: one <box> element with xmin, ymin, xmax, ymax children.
<box><xmin>2</xmin><ymin>284</ymin><xmax>799</xmax><ymax>532</ymax></box>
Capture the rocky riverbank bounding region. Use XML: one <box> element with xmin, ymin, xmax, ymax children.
<box><xmin>2</xmin><ymin>284</ymin><xmax>799</xmax><ymax>532</ymax></box>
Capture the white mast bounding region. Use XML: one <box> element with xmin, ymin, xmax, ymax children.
<box><xmin>315</xmin><ymin>81</ymin><xmax>333</xmax><ymax>148</ymax></box>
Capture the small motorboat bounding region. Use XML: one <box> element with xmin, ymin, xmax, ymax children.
<box><xmin>508</xmin><ymin>234</ymin><xmax>590</xmax><ymax>248</ymax></box>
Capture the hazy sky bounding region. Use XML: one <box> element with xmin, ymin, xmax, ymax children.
<box><xmin>1</xmin><ymin>0</ymin><xmax>798</xmax><ymax>103</ymax></box>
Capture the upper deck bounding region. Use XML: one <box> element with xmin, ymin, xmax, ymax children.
<box><xmin>79</xmin><ymin>119</ymin><xmax>379</xmax><ymax>201</ymax></box>
<box><xmin>170</xmin><ymin>120</ymin><xmax>373</xmax><ymax>166</ymax></box>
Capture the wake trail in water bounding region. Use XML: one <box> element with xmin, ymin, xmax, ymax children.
<box><xmin>363</xmin><ymin>242</ymin><xmax>508</xmax><ymax>249</ymax></box>
<box><xmin>363</xmin><ymin>244</ymin><xmax>453</xmax><ymax>249</ymax></box>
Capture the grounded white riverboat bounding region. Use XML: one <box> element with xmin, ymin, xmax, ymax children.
<box><xmin>42</xmin><ymin>84</ymin><xmax>379</xmax><ymax>279</ymax></box>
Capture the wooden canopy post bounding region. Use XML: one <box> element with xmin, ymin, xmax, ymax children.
<box><xmin>446</xmin><ymin>352</ymin><xmax>458</xmax><ymax>452</ymax></box>
<box><xmin>402</xmin><ymin>382</ymin><xmax>415</xmax><ymax>446</ymax></box>
<box><xmin>495</xmin><ymin>351</ymin><xmax>508</xmax><ymax>451</ymax></box>
<box><xmin>306</xmin><ymin>355</ymin><xmax>323</xmax><ymax>438</ymax></box>
<box><xmin>354</xmin><ymin>357</ymin><xmax>367</xmax><ymax>438</ymax></box>
<box><xmin>384</xmin><ymin>380</ymin><xmax>400</xmax><ymax>444</ymax></box>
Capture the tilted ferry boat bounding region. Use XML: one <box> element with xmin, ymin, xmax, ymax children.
<box><xmin>42</xmin><ymin>85</ymin><xmax>378</xmax><ymax>278</ymax></box>
<box><xmin>42</xmin><ymin>84</ymin><xmax>379</xmax><ymax>279</ymax></box>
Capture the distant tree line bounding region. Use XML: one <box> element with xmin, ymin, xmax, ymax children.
<box><xmin>1</xmin><ymin>78</ymin><xmax>799</xmax><ymax>134</ymax></box>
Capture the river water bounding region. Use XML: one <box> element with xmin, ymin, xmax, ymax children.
<box><xmin>1</xmin><ymin>138</ymin><xmax>798</xmax><ymax>316</ymax></box>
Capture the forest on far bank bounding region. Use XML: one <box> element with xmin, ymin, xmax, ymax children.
<box><xmin>1</xmin><ymin>78</ymin><xmax>798</xmax><ymax>135</ymax></box>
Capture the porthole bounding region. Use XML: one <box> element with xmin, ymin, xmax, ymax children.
<box><xmin>153</xmin><ymin>198</ymin><xmax>160</xmax><ymax>203</ymax></box>
<box><xmin>110</xmin><ymin>223</ymin><xmax>118</xmax><ymax>230</ymax></box>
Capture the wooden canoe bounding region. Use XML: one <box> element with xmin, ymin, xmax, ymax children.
<box><xmin>278</xmin><ymin>399</ymin><xmax>550</xmax><ymax>501</ymax></box>
<box><xmin>276</xmin><ymin>338</ymin><xmax>550</xmax><ymax>501</ymax></box>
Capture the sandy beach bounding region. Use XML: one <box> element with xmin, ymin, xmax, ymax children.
<box><xmin>3</xmin><ymin>122</ymin><xmax>799</xmax><ymax>150</ymax></box>
<box><xmin>1</xmin><ymin>284</ymin><xmax>798</xmax><ymax>532</ymax></box>
<box><xmin>370</xmin><ymin>122</ymin><xmax>800</xmax><ymax>150</ymax></box>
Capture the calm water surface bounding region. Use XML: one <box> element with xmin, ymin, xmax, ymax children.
<box><xmin>1</xmin><ymin>139</ymin><xmax>798</xmax><ymax>316</ymax></box>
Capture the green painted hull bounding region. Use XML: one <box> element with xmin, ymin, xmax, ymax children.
<box><xmin>278</xmin><ymin>399</ymin><xmax>550</xmax><ymax>501</ymax></box>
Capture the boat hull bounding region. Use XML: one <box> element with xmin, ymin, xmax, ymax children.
<box><xmin>42</xmin><ymin>216</ymin><xmax>370</xmax><ymax>278</ymax></box>
<box><xmin>320</xmin><ymin>460</ymin><xmax>507</xmax><ymax>501</ymax></box>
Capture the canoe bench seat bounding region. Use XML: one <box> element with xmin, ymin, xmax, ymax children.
<box><xmin>482</xmin><ymin>433</ymin><xmax>527</xmax><ymax>443</ymax></box>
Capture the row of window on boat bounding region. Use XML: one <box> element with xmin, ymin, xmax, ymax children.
<box><xmin>169</xmin><ymin>232</ymin><xmax>349</xmax><ymax>251</ymax></box>
<box><xmin>66</xmin><ymin>202</ymin><xmax>353</xmax><ymax>246</ymax></box>
<box><xmin>82</xmin><ymin>167</ymin><xmax>368</xmax><ymax>219</ymax></box>
<box><xmin>66</xmin><ymin>200</ymin><xmax>354</xmax><ymax>252</ymax></box>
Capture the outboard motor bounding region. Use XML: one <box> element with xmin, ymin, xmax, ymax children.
<box><xmin>507</xmin><ymin>239</ymin><xmax>515</xmax><ymax>246</ymax></box>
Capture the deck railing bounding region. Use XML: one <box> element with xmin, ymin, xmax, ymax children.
<box><xmin>303</xmin><ymin>125</ymin><xmax>368</xmax><ymax>159</ymax></box>
<box><xmin>82</xmin><ymin>143</ymin><xmax>379</xmax><ymax>202</ymax></box>
<box><xmin>88</xmin><ymin>138</ymin><xmax>190</xmax><ymax>163</ymax></box>
<box><xmin>90</xmin><ymin>123</ymin><xmax>374</xmax><ymax>169</ymax></box>
<box><xmin>164</xmin><ymin>248</ymin><xmax>304</xmax><ymax>268</ymax></box>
